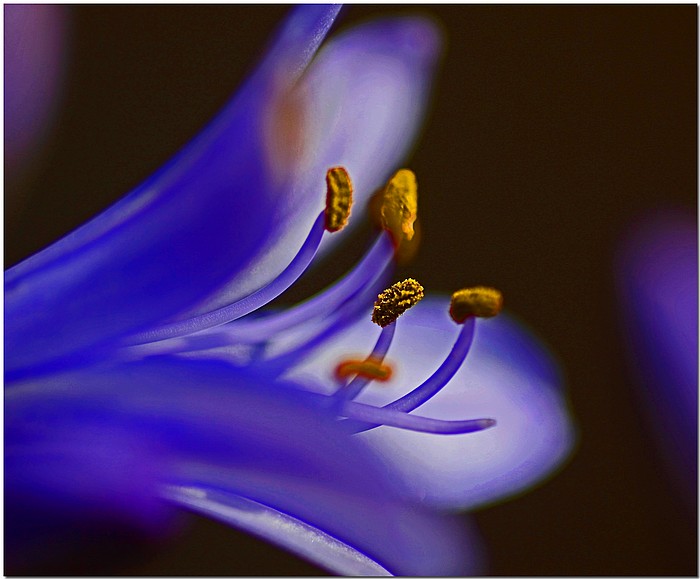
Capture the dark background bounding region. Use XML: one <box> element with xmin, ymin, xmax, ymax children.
<box><xmin>5</xmin><ymin>5</ymin><xmax>697</xmax><ymax>576</ymax></box>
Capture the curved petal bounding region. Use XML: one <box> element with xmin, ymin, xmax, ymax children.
<box><xmin>4</xmin><ymin>6</ymin><xmax>340</xmax><ymax>375</ymax></box>
<box><xmin>616</xmin><ymin>210</ymin><xmax>698</xmax><ymax>502</ymax></box>
<box><xmin>167</xmin><ymin>486</ymin><xmax>486</xmax><ymax>577</ymax></box>
<box><xmin>165</xmin><ymin>486</ymin><xmax>391</xmax><ymax>576</ymax></box>
<box><xmin>6</xmin><ymin>356</ymin><xmax>479</xmax><ymax>576</ymax></box>
<box><xmin>6</xmin><ymin>8</ymin><xmax>442</xmax><ymax>378</ymax></box>
<box><xmin>284</xmin><ymin>297</ymin><xmax>576</xmax><ymax>509</ymax></box>
<box><xmin>273</xmin><ymin>15</ymin><xmax>443</xmax><ymax>262</ymax></box>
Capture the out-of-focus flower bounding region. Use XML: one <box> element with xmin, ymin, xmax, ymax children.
<box><xmin>617</xmin><ymin>210</ymin><xmax>698</xmax><ymax>506</ymax></box>
<box><xmin>4</xmin><ymin>4</ymin><xmax>69</xmax><ymax>213</ymax></box>
<box><xmin>5</xmin><ymin>6</ymin><xmax>574</xmax><ymax>575</ymax></box>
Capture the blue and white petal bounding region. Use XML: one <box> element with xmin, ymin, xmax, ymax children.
<box><xmin>6</xmin><ymin>355</ymin><xmax>480</xmax><ymax>576</ymax></box>
<box><xmin>285</xmin><ymin>297</ymin><xmax>576</xmax><ymax>509</ymax></box>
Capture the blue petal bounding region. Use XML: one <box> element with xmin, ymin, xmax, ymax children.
<box><xmin>271</xmin><ymin>15</ymin><xmax>442</xmax><ymax>260</ymax></box>
<box><xmin>166</xmin><ymin>486</ymin><xmax>392</xmax><ymax>576</ymax></box>
<box><xmin>5</xmin><ymin>5</ymin><xmax>68</xmax><ymax>176</ymax></box>
<box><xmin>166</xmin><ymin>486</ymin><xmax>486</xmax><ymax>577</ymax></box>
<box><xmin>6</xmin><ymin>356</ymin><xmax>479</xmax><ymax>575</ymax></box>
<box><xmin>6</xmin><ymin>7</ymin><xmax>442</xmax><ymax>378</ymax></box>
<box><xmin>617</xmin><ymin>210</ymin><xmax>698</xmax><ymax>501</ymax></box>
<box><xmin>4</xmin><ymin>6</ymin><xmax>339</xmax><ymax>375</ymax></box>
<box><xmin>285</xmin><ymin>297</ymin><xmax>576</xmax><ymax>509</ymax></box>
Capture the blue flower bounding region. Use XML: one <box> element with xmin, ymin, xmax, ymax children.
<box><xmin>5</xmin><ymin>6</ymin><xmax>574</xmax><ymax>576</ymax></box>
<box><xmin>617</xmin><ymin>209</ymin><xmax>697</xmax><ymax>506</ymax></box>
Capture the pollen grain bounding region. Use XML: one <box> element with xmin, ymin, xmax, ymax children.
<box><xmin>376</xmin><ymin>169</ymin><xmax>418</xmax><ymax>244</ymax></box>
<box><xmin>335</xmin><ymin>357</ymin><xmax>393</xmax><ymax>382</ymax></box>
<box><xmin>450</xmin><ymin>286</ymin><xmax>503</xmax><ymax>323</ymax></box>
<box><xmin>324</xmin><ymin>166</ymin><xmax>353</xmax><ymax>232</ymax></box>
<box><xmin>372</xmin><ymin>278</ymin><xmax>425</xmax><ymax>327</ymax></box>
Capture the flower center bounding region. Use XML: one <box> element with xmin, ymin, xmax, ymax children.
<box><xmin>123</xmin><ymin>167</ymin><xmax>501</xmax><ymax>438</ymax></box>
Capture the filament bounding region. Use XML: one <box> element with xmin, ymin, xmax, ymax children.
<box><xmin>348</xmin><ymin>317</ymin><xmax>477</xmax><ymax>434</ymax></box>
<box><xmin>256</xmin><ymin>269</ymin><xmax>389</xmax><ymax>376</ymax></box>
<box><xmin>223</xmin><ymin>232</ymin><xmax>394</xmax><ymax>341</ymax></box>
<box><xmin>340</xmin><ymin>399</ymin><xmax>496</xmax><ymax>435</ymax></box>
<box><xmin>333</xmin><ymin>323</ymin><xmax>396</xmax><ymax>401</ymax></box>
<box><xmin>126</xmin><ymin>211</ymin><xmax>327</xmax><ymax>346</ymax></box>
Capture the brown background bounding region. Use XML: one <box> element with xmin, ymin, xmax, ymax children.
<box><xmin>5</xmin><ymin>5</ymin><xmax>697</xmax><ymax>576</ymax></box>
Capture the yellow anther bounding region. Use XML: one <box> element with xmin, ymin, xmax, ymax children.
<box><xmin>449</xmin><ymin>286</ymin><xmax>504</xmax><ymax>323</ymax></box>
<box><xmin>324</xmin><ymin>167</ymin><xmax>353</xmax><ymax>232</ymax></box>
<box><xmin>335</xmin><ymin>357</ymin><xmax>393</xmax><ymax>383</ymax></box>
<box><xmin>372</xmin><ymin>278</ymin><xmax>425</xmax><ymax>327</ymax></box>
<box><xmin>378</xmin><ymin>169</ymin><xmax>418</xmax><ymax>243</ymax></box>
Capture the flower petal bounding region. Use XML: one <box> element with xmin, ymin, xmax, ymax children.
<box><xmin>5</xmin><ymin>5</ymin><xmax>68</xmax><ymax>178</ymax></box>
<box><xmin>617</xmin><ymin>210</ymin><xmax>698</xmax><ymax>501</ymax></box>
<box><xmin>274</xmin><ymin>15</ymin><xmax>442</xmax><ymax>259</ymax></box>
<box><xmin>285</xmin><ymin>297</ymin><xmax>576</xmax><ymax>509</ymax></box>
<box><xmin>6</xmin><ymin>7</ymin><xmax>442</xmax><ymax>378</ymax></box>
<box><xmin>6</xmin><ymin>356</ymin><xmax>479</xmax><ymax>575</ymax></box>
<box><xmin>165</xmin><ymin>486</ymin><xmax>392</xmax><ymax>576</ymax></box>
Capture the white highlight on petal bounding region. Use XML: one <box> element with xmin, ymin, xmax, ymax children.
<box><xmin>163</xmin><ymin>485</ymin><xmax>391</xmax><ymax>576</ymax></box>
<box><xmin>285</xmin><ymin>297</ymin><xmax>576</xmax><ymax>510</ymax></box>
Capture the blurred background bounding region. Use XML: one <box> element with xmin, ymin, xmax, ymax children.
<box><xmin>5</xmin><ymin>5</ymin><xmax>696</xmax><ymax>576</ymax></box>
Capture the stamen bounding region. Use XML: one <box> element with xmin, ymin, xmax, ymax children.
<box><xmin>333</xmin><ymin>323</ymin><xmax>396</xmax><ymax>401</ymax></box>
<box><xmin>349</xmin><ymin>318</ymin><xmax>475</xmax><ymax>435</ymax></box>
<box><xmin>126</xmin><ymin>211</ymin><xmax>328</xmax><ymax>345</ymax></box>
<box><xmin>223</xmin><ymin>232</ymin><xmax>394</xmax><ymax>341</ymax></box>
<box><xmin>350</xmin><ymin>290</ymin><xmax>491</xmax><ymax>434</ymax></box>
<box><xmin>340</xmin><ymin>399</ymin><xmax>496</xmax><ymax>435</ymax></box>
<box><xmin>373</xmin><ymin>169</ymin><xmax>418</xmax><ymax>244</ymax></box>
<box><xmin>324</xmin><ymin>167</ymin><xmax>353</xmax><ymax>232</ymax></box>
<box><xmin>372</xmin><ymin>278</ymin><xmax>424</xmax><ymax>327</ymax></box>
<box><xmin>253</xmin><ymin>270</ymin><xmax>390</xmax><ymax>376</ymax></box>
<box><xmin>336</xmin><ymin>358</ymin><xmax>393</xmax><ymax>382</ymax></box>
<box><xmin>450</xmin><ymin>286</ymin><xmax>503</xmax><ymax>323</ymax></box>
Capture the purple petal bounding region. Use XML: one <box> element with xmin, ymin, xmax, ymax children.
<box><xmin>5</xmin><ymin>5</ymin><xmax>68</xmax><ymax>178</ymax></box>
<box><xmin>167</xmin><ymin>486</ymin><xmax>486</xmax><ymax>577</ymax></box>
<box><xmin>274</xmin><ymin>15</ymin><xmax>442</xmax><ymax>259</ymax></box>
<box><xmin>165</xmin><ymin>486</ymin><xmax>391</xmax><ymax>576</ymax></box>
<box><xmin>6</xmin><ymin>7</ymin><xmax>442</xmax><ymax>378</ymax></box>
<box><xmin>7</xmin><ymin>356</ymin><xmax>479</xmax><ymax>575</ymax></box>
<box><xmin>616</xmin><ymin>210</ymin><xmax>698</xmax><ymax>501</ymax></box>
<box><xmin>285</xmin><ymin>297</ymin><xmax>576</xmax><ymax>509</ymax></box>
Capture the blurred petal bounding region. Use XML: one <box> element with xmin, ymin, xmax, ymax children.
<box><xmin>286</xmin><ymin>297</ymin><xmax>576</xmax><ymax>509</ymax></box>
<box><xmin>5</xmin><ymin>5</ymin><xmax>68</xmax><ymax>177</ymax></box>
<box><xmin>6</xmin><ymin>8</ymin><xmax>442</xmax><ymax>378</ymax></box>
<box><xmin>165</xmin><ymin>486</ymin><xmax>391</xmax><ymax>576</ymax></box>
<box><xmin>617</xmin><ymin>210</ymin><xmax>698</xmax><ymax>503</ymax></box>
<box><xmin>167</xmin><ymin>486</ymin><xmax>486</xmax><ymax>576</ymax></box>
<box><xmin>4</xmin><ymin>6</ymin><xmax>340</xmax><ymax>375</ymax></box>
<box><xmin>275</xmin><ymin>16</ymin><xmax>442</xmax><ymax>259</ymax></box>
<box><xmin>6</xmin><ymin>356</ymin><xmax>479</xmax><ymax>575</ymax></box>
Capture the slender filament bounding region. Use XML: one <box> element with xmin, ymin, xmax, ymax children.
<box><xmin>347</xmin><ymin>317</ymin><xmax>477</xmax><ymax>434</ymax></box>
<box><xmin>126</xmin><ymin>211</ymin><xmax>327</xmax><ymax>345</ymax></box>
<box><xmin>340</xmin><ymin>400</ymin><xmax>496</xmax><ymax>435</ymax></box>
<box><xmin>223</xmin><ymin>232</ymin><xmax>394</xmax><ymax>341</ymax></box>
<box><xmin>333</xmin><ymin>323</ymin><xmax>396</xmax><ymax>401</ymax></box>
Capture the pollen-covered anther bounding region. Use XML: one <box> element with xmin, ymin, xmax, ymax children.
<box><xmin>378</xmin><ymin>169</ymin><xmax>418</xmax><ymax>243</ymax></box>
<box><xmin>324</xmin><ymin>166</ymin><xmax>353</xmax><ymax>232</ymax></box>
<box><xmin>335</xmin><ymin>357</ymin><xmax>393</xmax><ymax>383</ymax></box>
<box><xmin>450</xmin><ymin>286</ymin><xmax>504</xmax><ymax>323</ymax></box>
<box><xmin>372</xmin><ymin>278</ymin><xmax>425</xmax><ymax>327</ymax></box>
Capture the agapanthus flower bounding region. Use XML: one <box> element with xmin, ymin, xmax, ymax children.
<box><xmin>617</xmin><ymin>210</ymin><xmax>698</xmax><ymax>507</ymax></box>
<box><xmin>5</xmin><ymin>6</ymin><xmax>575</xmax><ymax>575</ymax></box>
